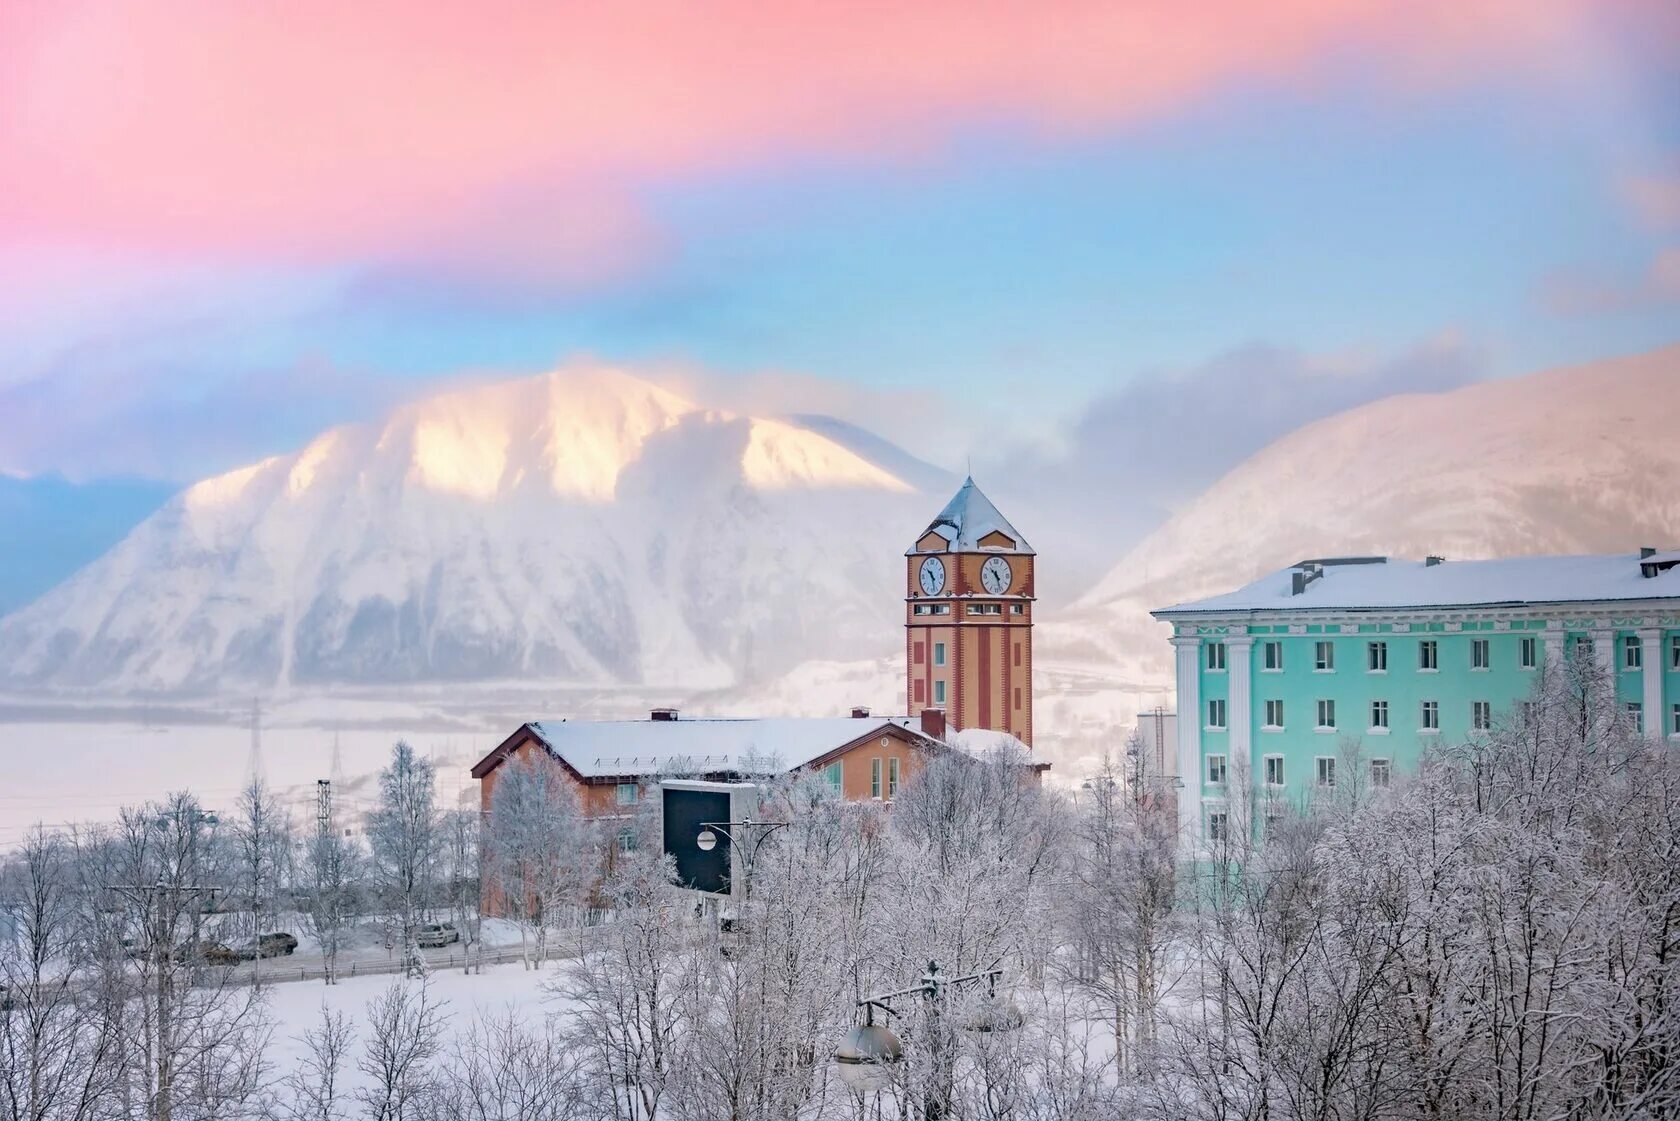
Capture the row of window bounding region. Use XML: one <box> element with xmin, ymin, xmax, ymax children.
<box><xmin>1206</xmin><ymin>753</ymin><xmax>1390</xmax><ymax>791</ymax></box>
<box><xmin>1624</xmin><ymin>701</ymin><xmax>1680</xmax><ymax>736</ymax></box>
<box><xmin>914</xmin><ymin>639</ymin><xmax>1025</xmax><ymax>667</ymax></box>
<box><xmin>1212</xmin><ymin>697</ymin><xmax>1491</xmax><ymax>733</ymax></box>
<box><xmin>821</xmin><ymin>757</ymin><xmax>901</xmax><ymax>799</ymax></box>
<box><xmin>1208</xmin><ymin>634</ymin><xmax>1680</xmax><ymax>674</ymax></box>
<box><xmin>912</xmin><ymin>602</ymin><xmax>1026</xmax><ymax>617</ymax></box>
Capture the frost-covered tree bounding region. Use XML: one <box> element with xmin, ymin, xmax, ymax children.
<box><xmin>301</xmin><ymin>825</ymin><xmax>363</xmax><ymax>986</ymax></box>
<box><xmin>485</xmin><ymin>754</ymin><xmax>595</xmax><ymax>968</ymax></box>
<box><xmin>366</xmin><ymin>743</ymin><xmax>440</xmax><ymax>978</ymax></box>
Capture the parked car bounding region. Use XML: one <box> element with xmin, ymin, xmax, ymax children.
<box><xmin>175</xmin><ymin>940</ymin><xmax>238</xmax><ymax>965</ymax></box>
<box><xmin>415</xmin><ymin>923</ymin><xmax>459</xmax><ymax>948</ymax></box>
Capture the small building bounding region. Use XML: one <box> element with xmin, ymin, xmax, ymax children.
<box><xmin>471</xmin><ymin>707</ymin><xmax>961</xmax><ymax>821</ymax></box>
<box><xmin>1151</xmin><ymin>550</ymin><xmax>1680</xmax><ymax>848</ymax></box>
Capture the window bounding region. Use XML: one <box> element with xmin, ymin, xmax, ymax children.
<box><xmin>1371</xmin><ymin>699</ymin><xmax>1389</xmax><ymax>730</ymax></box>
<box><xmin>617</xmin><ymin>828</ymin><xmax>638</xmax><ymax>854</ymax></box>
<box><xmin>1208</xmin><ymin>812</ymin><xmax>1229</xmax><ymax>843</ymax></box>
<box><xmin>1263</xmin><ymin>641</ymin><xmax>1283</xmax><ymax>671</ymax></box>
<box><xmin>871</xmin><ymin>757</ymin><xmax>883</xmax><ymax>799</ymax></box>
<box><xmin>1370</xmin><ymin>758</ymin><xmax>1391</xmax><ymax>787</ymax></box>
<box><xmin>1316</xmin><ymin>699</ymin><xmax>1336</xmax><ymax>730</ymax></box>
<box><xmin>888</xmin><ymin>758</ymin><xmax>900</xmax><ymax>797</ymax></box>
<box><xmin>1207</xmin><ymin>754</ymin><xmax>1227</xmax><ymax>784</ymax></box>
<box><xmin>1421</xmin><ymin>700</ymin><xmax>1440</xmax><ymax>731</ymax></box>
<box><xmin>1316</xmin><ymin>757</ymin><xmax>1337</xmax><ymax>788</ymax></box>
<box><xmin>1419</xmin><ymin>640</ymin><xmax>1438</xmax><ymax>671</ymax></box>
<box><xmin>1207</xmin><ymin>699</ymin><xmax>1227</xmax><ymax>729</ymax></box>
<box><xmin>933</xmin><ymin>680</ymin><xmax>947</xmax><ymax>705</ymax></box>
<box><xmin>1314</xmin><ymin>641</ymin><xmax>1335</xmax><ymax>671</ymax></box>
<box><xmin>968</xmin><ymin>603</ymin><xmax>1002</xmax><ymax>616</ymax></box>
<box><xmin>1625</xmin><ymin>702</ymin><xmax>1643</xmax><ymax>734</ymax></box>
<box><xmin>1672</xmin><ymin>635</ymin><xmax>1680</xmax><ymax>670</ymax></box>
<box><xmin>1264</xmin><ymin>699</ymin><xmax>1284</xmax><ymax>729</ymax></box>
<box><xmin>1009</xmin><ymin>603</ymin><xmax>1024</xmax><ymax>615</ymax></box>
<box><xmin>912</xmin><ymin>603</ymin><xmax>950</xmax><ymax>616</ymax></box>
<box><xmin>1367</xmin><ymin>641</ymin><xmax>1387</xmax><ymax>672</ymax></box>
<box><xmin>1207</xmin><ymin>642</ymin><xmax>1226</xmax><ymax>671</ymax></box>
<box><xmin>1518</xmin><ymin>700</ymin><xmax>1538</xmax><ymax>724</ymax></box>
<box><xmin>823</xmin><ymin>761</ymin><xmax>843</xmax><ymax>792</ymax></box>
<box><xmin>1623</xmin><ymin>635</ymin><xmax>1642</xmax><ymax>670</ymax></box>
<box><xmin>1472</xmin><ymin>701</ymin><xmax>1492</xmax><ymax>731</ymax></box>
<box><xmin>616</xmin><ymin>782</ymin><xmax>639</xmax><ymax>806</ymax></box>
<box><xmin>933</xmin><ymin>642</ymin><xmax>946</xmax><ymax>667</ymax></box>
<box><xmin>1264</xmin><ymin>755</ymin><xmax>1285</xmax><ymax>787</ymax></box>
<box><xmin>1573</xmin><ymin>635</ymin><xmax>1595</xmax><ymax>661</ymax></box>
<box><xmin>1471</xmin><ymin>639</ymin><xmax>1490</xmax><ymax>670</ymax></box>
<box><xmin>1673</xmin><ymin>703</ymin><xmax>1680</xmax><ymax>736</ymax></box>
<box><xmin>1520</xmin><ymin>636</ymin><xmax>1537</xmax><ymax>669</ymax></box>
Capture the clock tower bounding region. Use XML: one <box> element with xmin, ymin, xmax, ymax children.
<box><xmin>905</xmin><ymin>477</ymin><xmax>1035</xmax><ymax>747</ymax></box>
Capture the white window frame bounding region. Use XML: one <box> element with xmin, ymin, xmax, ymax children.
<box><xmin>1625</xmin><ymin>702</ymin><xmax>1643</xmax><ymax>734</ymax></box>
<box><xmin>933</xmin><ymin>679</ymin><xmax>947</xmax><ymax>705</ymax></box>
<box><xmin>1370</xmin><ymin>699</ymin><xmax>1389</xmax><ymax>731</ymax></box>
<box><xmin>1207</xmin><ymin>698</ymin><xmax>1227</xmax><ymax>730</ymax></box>
<box><xmin>1262</xmin><ymin>641</ymin><xmax>1283</xmax><ymax>672</ymax></box>
<box><xmin>1671</xmin><ymin>635</ymin><xmax>1680</xmax><ymax>671</ymax></box>
<box><xmin>1263</xmin><ymin>699</ymin><xmax>1284</xmax><ymax>730</ymax></box>
<box><xmin>1573</xmin><ymin>635</ymin><xmax>1595</xmax><ymax>661</ymax></box>
<box><xmin>1472</xmin><ymin>700</ymin><xmax>1492</xmax><ymax>731</ymax></box>
<box><xmin>1208</xmin><ymin>812</ymin><xmax>1229</xmax><ymax>843</ymax></box>
<box><xmin>1315</xmin><ymin>756</ymin><xmax>1336</xmax><ymax>789</ymax></box>
<box><xmin>1370</xmin><ymin>758</ymin><xmax>1391</xmax><ymax>787</ymax></box>
<box><xmin>871</xmin><ymin>757</ymin><xmax>883</xmax><ymax>799</ymax></box>
<box><xmin>1520</xmin><ymin>636</ymin><xmax>1537</xmax><ymax>670</ymax></box>
<box><xmin>1207</xmin><ymin>642</ymin><xmax>1226</xmax><ymax>671</ymax></box>
<box><xmin>933</xmin><ymin>641</ymin><xmax>947</xmax><ymax>667</ymax></box>
<box><xmin>1367</xmin><ymin>641</ymin><xmax>1387</xmax><ymax>672</ymax></box>
<box><xmin>1623</xmin><ymin>635</ymin><xmax>1642</xmax><ymax>670</ymax></box>
<box><xmin>1316</xmin><ymin>698</ymin><xmax>1336</xmax><ymax>731</ymax></box>
<box><xmin>823</xmin><ymin>761</ymin><xmax>843</xmax><ymax>792</ymax></box>
<box><xmin>1419</xmin><ymin>640</ymin><xmax>1438</xmax><ymax>671</ymax></box>
<box><xmin>1672</xmin><ymin>702</ymin><xmax>1680</xmax><ymax>737</ymax></box>
<box><xmin>1421</xmin><ymin>700</ymin><xmax>1440</xmax><ymax>732</ymax></box>
<box><xmin>1314</xmin><ymin>640</ymin><xmax>1335</xmax><ymax>672</ymax></box>
<box><xmin>616</xmin><ymin>782</ymin><xmax>639</xmax><ymax>806</ymax></box>
<box><xmin>1207</xmin><ymin>754</ymin><xmax>1227</xmax><ymax>785</ymax></box>
<box><xmin>1471</xmin><ymin>638</ymin><xmax>1490</xmax><ymax>671</ymax></box>
<box><xmin>1263</xmin><ymin>754</ymin><xmax>1285</xmax><ymax>788</ymax></box>
<box><xmin>888</xmin><ymin>757</ymin><xmax>900</xmax><ymax>797</ymax></box>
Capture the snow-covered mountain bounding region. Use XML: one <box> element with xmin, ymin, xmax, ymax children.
<box><xmin>1042</xmin><ymin>343</ymin><xmax>1680</xmax><ymax>703</ymax></box>
<box><xmin>0</xmin><ymin>368</ymin><xmax>950</xmax><ymax>694</ymax></box>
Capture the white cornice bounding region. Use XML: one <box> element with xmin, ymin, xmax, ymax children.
<box><xmin>1160</xmin><ymin>600</ymin><xmax>1680</xmax><ymax>632</ymax></box>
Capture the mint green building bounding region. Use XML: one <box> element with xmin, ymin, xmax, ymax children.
<box><xmin>1151</xmin><ymin>551</ymin><xmax>1680</xmax><ymax>846</ymax></box>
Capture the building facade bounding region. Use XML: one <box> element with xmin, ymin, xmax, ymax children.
<box><xmin>1152</xmin><ymin>551</ymin><xmax>1680</xmax><ymax>846</ymax></box>
<box><xmin>905</xmin><ymin>477</ymin><xmax>1036</xmax><ymax>746</ymax></box>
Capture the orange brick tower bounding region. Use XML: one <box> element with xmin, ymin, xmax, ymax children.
<box><xmin>904</xmin><ymin>477</ymin><xmax>1035</xmax><ymax>746</ymax></box>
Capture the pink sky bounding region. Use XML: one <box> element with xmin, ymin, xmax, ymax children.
<box><xmin>0</xmin><ymin>0</ymin><xmax>1634</xmax><ymax>280</ymax></box>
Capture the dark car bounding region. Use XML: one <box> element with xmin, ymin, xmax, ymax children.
<box><xmin>234</xmin><ymin>932</ymin><xmax>300</xmax><ymax>960</ymax></box>
<box><xmin>175</xmin><ymin>940</ymin><xmax>238</xmax><ymax>965</ymax></box>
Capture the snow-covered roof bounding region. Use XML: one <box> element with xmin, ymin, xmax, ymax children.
<box><xmin>1154</xmin><ymin>552</ymin><xmax>1680</xmax><ymax>617</ymax></box>
<box><xmin>908</xmin><ymin>477</ymin><xmax>1034</xmax><ymax>555</ymax></box>
<box><xmin>522</xmin><ymin>716</ymin><xmax>925</xmax><ymax>779</ymax></box>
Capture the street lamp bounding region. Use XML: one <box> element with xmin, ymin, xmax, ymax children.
<box><xmin>832</xmin><ymin>960</ymin><xmax>1018</xmax><ymax>1097</ymax></box>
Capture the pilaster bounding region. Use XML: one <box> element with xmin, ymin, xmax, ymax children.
<box><xmin>1226</xmin><ymin>636</ymin><xmax>1255</xmax><ymax>784</ymax></box>
<box><xmin>1171</xmin><ymin>635</ymin><xmax>1203</xmax><ymax>848</ymax></box>
<box><xmin>1640</xmin><ymin>628</ymin><xmax>1664</xmax><ymax>741</ymax></box>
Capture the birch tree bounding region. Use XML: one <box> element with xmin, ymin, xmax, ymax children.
<box><xmin>366</xmin><ymin>744</ymin><xmax>440</xmax><ymax>978</ymax></box>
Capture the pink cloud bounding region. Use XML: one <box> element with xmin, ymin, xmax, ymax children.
<box><xmin>0</xmin><ymin>1</ymin><xmax>1654</xmax><ymax>282</ymax></box>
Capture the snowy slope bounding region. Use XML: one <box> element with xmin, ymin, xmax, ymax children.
<box><xmin>1041</xmin><ymin>344</ymin><xmax>1680</xmax><ymax>703</ymax></box>
<box><xmin>0</xmin><ymin>368</ymin><xmax>949</xmax><ymax>694</ymax></box>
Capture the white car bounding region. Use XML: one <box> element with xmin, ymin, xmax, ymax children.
<box><xmin>415</xmin><ymin>923</ymin><xmax>459</xmax><ymax>948</ymax></box>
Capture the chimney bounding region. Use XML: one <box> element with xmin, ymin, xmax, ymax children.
<box><xmin>1641</xmin><ymin>546</ymin><xmax>1657</xmax><ymax>559</ymax></box>
<box><xmin>1426</xmin><ymin>555</ymin><xmax>1445</xmax><ymax>567</ymax></box>
<box><xmin>919</xmin><ymin>708</ymin><xmax>947</xmax><ymax>740</ymax></box>
<box><xmin>650</xmin><ymin>707</ymin><xmax>680</xmax><ymax>722</ymax></box>
<box><xmin>1289</xmin><ymin>562</ymin><xmax>1323</xmax><ymax>596</ymax></box>
<box><xmin>850</xmin><ymin>706</ymin><xmax>871</xmax><ymax>719</ymax></box>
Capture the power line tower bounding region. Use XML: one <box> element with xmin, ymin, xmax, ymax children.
<box><xmin>316</xmin><ymin>778</ymin><xmax>333</xmax><ymax>840</ymax></box>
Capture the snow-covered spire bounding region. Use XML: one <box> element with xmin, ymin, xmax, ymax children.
<box><xmin>909</xmin><ymin>476</ymin><xmax>1034</xmax><ymax>555</ymax></box>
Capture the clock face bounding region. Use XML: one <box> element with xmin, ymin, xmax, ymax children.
<box><xmin>919</xmin><ymin>556</ymin><xmax>946</xmax><ymax>596</ymax></box>
<box><xmin>980</xmin><ymin>555</ymin><xmax>1013</xmax><ymax>595</ymax></box>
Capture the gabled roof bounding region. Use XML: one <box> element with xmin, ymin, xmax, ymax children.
<box><xmin>1153</xmin><ymin>552</ymin><xmax>1680</xmax><ymax>617</ymax></box>
<box><xmin>472</xmin><ymin>716</ymin><xmax>934</xmax><ymax>781</ymax></box>
<box><xmin>908</xmin><ymin>477</ymin><xmax>1034</xmax><ymax>555</ymax></box>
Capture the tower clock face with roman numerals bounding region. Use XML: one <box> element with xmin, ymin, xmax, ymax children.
<box><xmin>919</xmin><ymin>556</ymin><xmax>946</xmax><ymax>595</ymax></box>
<box><xmin>980</xmin><ymin>555</ymin><xmax>1012</xmax><ymax>594</ymax></box>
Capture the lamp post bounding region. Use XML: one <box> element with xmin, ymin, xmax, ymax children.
<box><xmin>832</xmin><ymin>960</ymin><xmax>1019</xmax><ymax>1113</ymax></box>
<box><xmin>695</xmin><ymin>816</ymin><xmax>786</xmax><ymax>903</ymax></box>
